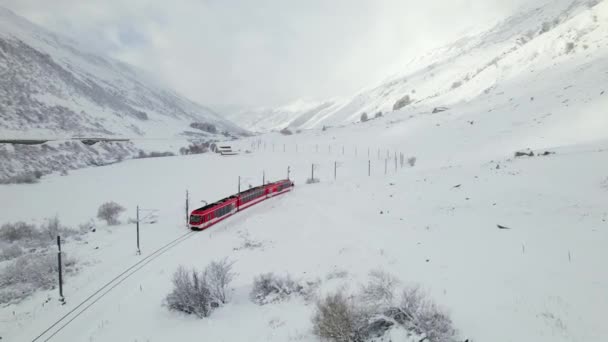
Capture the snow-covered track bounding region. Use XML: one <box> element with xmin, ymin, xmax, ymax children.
<box><xmin>32</xmin><ymin>230</ymin><xmax>197</xmax><ymax>342</ymax></box>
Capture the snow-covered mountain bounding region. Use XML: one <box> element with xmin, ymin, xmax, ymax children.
<box><xmin>232</xmin><ymin>0</ymin><xmax>607</xmax><ymax>131</ymax></box>
<box><xmin>225</xmin><ymin>99</ymin><xmax>345</xmax><ymax>133</ymax></box>
<box><xmin>0</xmin><ymin>6</ymin><xmax>245</xmax><ymax>139</ymax></box>
<box><xmin>0</xmin><ymin>6</ymin><xmax>248</xmax><ymax>181</ymax></box>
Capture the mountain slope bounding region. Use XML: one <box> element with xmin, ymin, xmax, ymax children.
<box><xmin>232</xmin><ymin>0</ymin><xmax>607</xmax><ymax>131</ymax></box>
<box><xmin>0</xmin><ymin>6</ymin><xmax>244</xmax><ymax>139</ymax></box>
<box><xmin>0</xmin><ymin>7</ymin><xmax>248</xmax><ymax>181</ymax></box>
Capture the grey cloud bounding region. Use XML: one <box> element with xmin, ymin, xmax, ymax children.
<box><xmin>0</xmin><ymin>0</ymin><xmax>529</xmax><ymax>109</ymax></box>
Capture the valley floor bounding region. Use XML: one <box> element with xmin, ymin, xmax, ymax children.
<box><xmin>1</xmin><ymin>108</ymin><xmax>607</xmax><ymax>341</ymax></box>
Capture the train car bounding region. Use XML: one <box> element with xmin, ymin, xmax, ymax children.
<box><xmin>265</xmin><ymin>179</ymin><xmax>294</xmax><ymax>198</ymax></box>
<box><xmin>189</xmin><ymin>195</ymin><xmax>238</xmax><ymax>230</ymax></box>
<box><xmin>189</xmin><ymin>179</ymin><xmax>294</xmax><ymax>230</ymax></box>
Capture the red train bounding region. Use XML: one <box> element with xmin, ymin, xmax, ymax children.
<box><xmin>188</xmin><ymin>179</ymin><xmax>294</xmax><ymax>230</ymax></box>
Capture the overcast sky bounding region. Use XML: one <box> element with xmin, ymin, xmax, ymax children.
<box><xmin>1</xmin><ymin>0</ymin><xmax>529</xmax><ymax>110</ymax></box>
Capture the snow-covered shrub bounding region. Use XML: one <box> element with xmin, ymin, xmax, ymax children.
<box><xmin>312</xmin><ymin>273</ymin><xmax>458</xmax><ymax>342</ymax></box>
<box><xmin>180</xmin><ymin>142</ymin><xmax>210</xmax><ymax>155</ymax></box>
<box><xmin>165</xmin><ymin>259</ymin><xmax>236</xmax><ymax>318</ymax></box>
<box><xmin>190</xmin><ymin>122</ymin><xmax>217</xmax><ymax>134</ymax></box>
<box><xmin>0</xmin><ymin>171</ymin><xmax>42</xmax><ymax>184</ymax></box>
<box><xmin>408</xmin><ymin>157</ymin><xmax>417</xmax><ymax>167</ymax></box>
<box><xmin>250</xmin><ymin>273</ymin><xmax>304</xmax><ymax>305</ymax></box>
<box><xmin>205</xmin><ymin>258</ymin><xmax>236</xmax><ymax>305</ymax></box>
<box><xmin>360</xmin><ymin>270</ymin><xmax>399</xmax><ymax>307</ymax></box>
<box><xmin>0</xmin><ymin>242</ymin><xmax>23</xmax><ymax>261</ymax></box>
<box><xmin>374</xmin><ymin>111</ymin><xmax>383</xmax><ymax>119</ymax></box>
<box><xmin>390</xmin><ymin>286</ymin><xmax>456</xmax><ymax>342</ymax></box>
<box><xmin>97</xmin><ymin>201</ymin><xmax>126</xmax><ymax>225</ymax></box>
<box><xmin>0</xmin><ymin>221</ymin><xmax>38</xmax><ymax>243</ymax></box>
<box><xmin>565</xmin><ymin>42</ymin><xmax>575</xmax><ymax>54</ymax></box>
<box><xmin>360</xmin><ymin>112</ymin><xmax>369</xmax><ymax>122</ymax></box>
<box><xmin>136</xmin><ymin>150</ymin><xmax>175</xmax><ymax>159</ymax></box>
<box><xmin>0</xmin><ymin>252</ymin><xmax>76</xmax><ymax>304</ymax></box>
<box><xmin>165</xmin><ymin>266</ymin><xmax>214</xmax><ymax>318</ymax></box>
<box><xmin>312</xmin><ymin>292</ymin><xmax>366</xmax><ymax>342</ymax></box>
<box><xmin>393</xmin><ymin>95</ymin><xmax>412</xmax><ymax>111</ymax></box>
<box><xmin>280</xmin><ymin>128</ymin><xmax>293</xmax><ymax>135</ymax></box>
<box><xmin>306</xmin><ymin>177</ymin><xmax>320</xmax><ymax>184</ymax></box>
<box><xmin>326</xmin><ymin>269</ymin><xmax>349</xmax><ymax>281</ymax></box>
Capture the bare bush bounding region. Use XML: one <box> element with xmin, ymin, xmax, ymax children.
<box><xmin>360</xmin><ymin>270</ymin><xmax>399</xmax><ymax>307</ymax></box>
<box><xmin>250</xmin><ymin>273</ymin><xmax>304</xmax><ymax>305</ymax></box>
<box><xmin>280</xmin><ymin>128</ymin><xmax>293</xmax><ymax>135</ymax></box>
<box><xmin>408</xmin><ymin>157</ymin><xmax>417</xmax><ymax>167</ymax></box>
<box><xmin>40</xmin><ymin>216</ymin><xmax>62</xmax><ymax>242</ymax></box>
<box><xmin>565</xmin><ymin>42</ymin><xmax>575</xmax><ymax>54</ymax></box>
<box><xmin>312</xmin><ymin>272</ymin><xmax>458</xmax><ymax>342</ymax></box>
<box><xmin>0</xmin><ymin>221</ymin><xmax>38</xmax><ymax>243</ymax></box>
<box><xmin>97</xmin><ymin>202</ymin><xmax>126</xmax><ymax>225</ymax></box>
<box><xmin>0</xmin><ymin>253</ymin><xmax>76</xmax><ymax>304</ymax></box>
<box><xmin>0</xmin><ymin>242</ymin><xmax>23</xmax><ymax>261</ymax></box>
<box><xmin>312</xmin><ymin>292</ymin><xmax>366</xmax><ymax>342</ymax></box>
<box><xmin>205</xmin><ymin>258</ymin><xmax>236</xmax><ymax>305</ymax></box>
<box><xmin>360</xmin><ymin>112</ymin><xmax>369</xmax><ymax>122</ymax></box>
<box><xmin>190</xmin><ymin>122</ymin><xmax>218</xmax><ymax>134</ymax></box>
<box><xmin>0</xmin><ymin>171</ymin><xmax>42</xmax><ymax>184</ymax></box>
<box><xmin>326</xmin><ymin>269</ymin><xmax>349</xmax><ymax>281</ymax></box>
<box><xmin>180</xmin><ymin>142</ymin><xmax>210</xmax><ymax>155</ymax></box>
<box><xmin>391</xmin><ymin>286</ymin><xmax>456</xmax><ymax>342</ymax></box>
<box><xmin>374</xmin><ymin>111</ymin><xmax>383</xmax><ymax>119</ymax></box>
<box><xmin>393</xmin><ymin>95</ymin><xmax>412</xmax><ymax>111</ymax></box>
<box><xmin>165</xmin><ymin>266</ymin><xmax>214</xmax><ymax>318</ymax></box>
<box><xmin>136</xmin><ymin>150</ymin><xmax>175</xmax><ymax>159</ymax></box>
<box><xmin>451</xmin><ymin>81</ymin><xmax>462</xmax><ymax>89</ymax></box>
<box><xmin>306</xmin><ymin>178</ymin><xmax>320</xmax><ymax>184</ymax></box>
<box><xmin>166</xmin><ymin>260</ymin><xmax>237</xmax><ymax>318</ymax></box>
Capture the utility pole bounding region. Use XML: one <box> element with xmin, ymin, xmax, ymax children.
<box><xmin>311</xmin><ymin>163</ymin><xmax>315</xmax><ymax>181</ymax></box>
<box><xmin>185</xmin><ymin>190</ymin><xmax>189</xmax><ymax>227</ymax></box>
<box><xmin>136</xmin><ymin>206</ymin><xmax>141</xmax><ymax>255</ymax></box>
<box><xmin>238</xmin><ymin>176</ymin><xmax>241</xmax><ymax>193</ymax></box>
<box><xmin>334</xmin><ymin>161</ymin><xmax>337</xmax><ymax>180</ymax></box>
<box><xmin>394</xmin><ymin>152</ymin><xmax>398</xmax><ymax>172</ymax></box>
<box><xmin>263</xmin><ymin>170</ymin><xmax>265</xmax><ymax>185</ymax></box>
<box><xmin>287</xmin><ymin>166</ymin><xmax>291</xmax><ymax>180</ymax></box>
<box><xmin>368</xmin><ymin>160</ymin><xmax>371</xmax><ymax>176</ymax></box>
<box><xmin>385</xmin><ymin>159</ymin><xmax>387</xmax><ymax>175</ymax></box>
<box><xmin>57</xmin><ymin>236</ymin><xmax>65</xmax><ymax>304</ymax></box>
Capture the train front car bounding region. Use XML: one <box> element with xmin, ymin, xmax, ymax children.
<box><xmin>189</xmin><ymin>196</ymin><xmax>238</xmax><ymax>230</ymax></box>
<box><xmin>265</xmin><ymin>179</ymin><xmax>294</xmax><ymax>197</ymax></box>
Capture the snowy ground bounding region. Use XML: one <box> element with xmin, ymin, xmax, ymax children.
<box><xmin>1</xmin><ymin>84</ymin><xmax>607</xmax><ymax>341</ymax></box>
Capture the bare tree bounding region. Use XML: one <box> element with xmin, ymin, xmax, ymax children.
<box><xmin>205</xmin><ymin>258</ymin><xmax>236</xmax><ymax>304</ymax></box>
<box><xmin>97</xmin><ymin>202</ymin><xmax>126</xmax><ymax>225</ymax></box>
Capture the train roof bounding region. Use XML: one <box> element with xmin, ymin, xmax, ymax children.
<box><xmin>193</xmin><ymin>195</ymin><xmax>237</xmax><ymax>213</ymax></box>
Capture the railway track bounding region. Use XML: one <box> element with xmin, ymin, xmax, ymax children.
<box><xmin>32</xmin><ymin>230</ymin><xmax>197</xmax><ymax>342</ymax></box>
